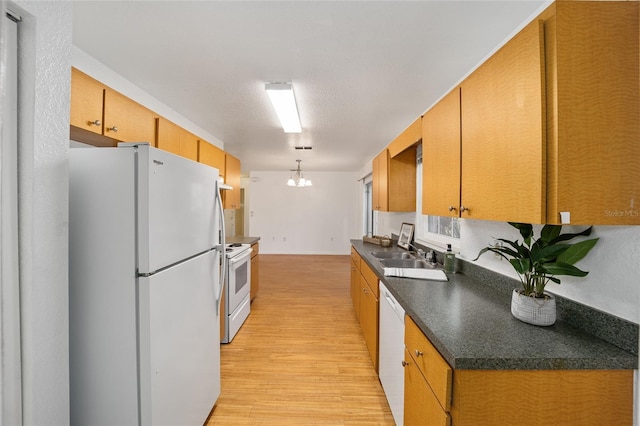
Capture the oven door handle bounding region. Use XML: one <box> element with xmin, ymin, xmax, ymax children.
<box><xmin>228</xmin><ymin>248</ymin><xmax>253</xmax><ymax>267</ymax></box>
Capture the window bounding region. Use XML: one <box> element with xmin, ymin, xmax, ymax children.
<box><xmin>363</xmin><ymin>176</ymin><xmax>373</xmax><ymax>237</ymax></box>
<box><xmin>414</xmin><ymin>145</ymin><xmax>460</xmax><ymax>248</ymax></box>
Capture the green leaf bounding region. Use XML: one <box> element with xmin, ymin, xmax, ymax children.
<box><xmin>497</xmin><ymin>239</ymin><xmax>528</xmax><ymax>257</ymax></box>
<box><xmin>549</xmin><ymin>226</ymin><xmax>593</xmax><ymax>245</ymax></box>
<box><xmin>547</xmin><ymin>276</ymin><xmax>561</xmax><ymax>284</ymax></box>
<box><xmin>557</xmin><ymin>238</ymin><xmax>599</xmax><ymax>265</ymax></box>
<box><xmin>509</xmin><ymin>222</ymin><xmax>533</xmax><ymax>246</ymax></box>
<box><xmin>509</xmin><ymin>258</ymin><xmax>531</xmax><ymax>275</ymax></box>
<box><xmin>540</xmin><ymin>225</ymin><xmax>561</xmax><ymax>243</ymax></box>
<box><xmin>531</xmin><ymin>244</ymin><xmax>569</xmax><ymax>263</ymax></box>
<box><xmin>540</xmin><ymin>262</ymin><xmax>589</xmax><ymax>277</ymax></box>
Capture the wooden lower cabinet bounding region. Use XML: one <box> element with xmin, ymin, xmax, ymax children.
<box><xmin>350</xmin><ymin>258</ymin><xmax>360</xmax><ymax>320</ymax></box>
<box><xmin>404</xmin><ymin>316</ymin><xmax>634</xmax><ymax>425</ymax></box>
<box><xmin>404</xmin><ymin>349</ymin><xmax>450</xmax><ymax>426</ymax></box>
<box><xmin>359</xmin><ymin>278</ymin><xmax>379</xmax><ymax>371</ymax></box>
<box><xmin>349</xmin><ymin>247</ymin><xmax>379</xmax><ymax>371</ymax></box>
<box><xmin>250</xmin><ymin>243</ymin><xmax>259</xmax><ymax>300</ymax></box>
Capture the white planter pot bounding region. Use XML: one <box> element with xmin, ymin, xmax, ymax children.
<box><xmin>510</xmin><ymin>289</ymin><xmax>556</xmax><ymax>326</ymax></box>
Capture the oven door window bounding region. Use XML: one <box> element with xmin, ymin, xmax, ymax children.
<box><xmin>234</xmin><ymin>261</ymin><xmax>248</xmax><ymax>294</ymax></box>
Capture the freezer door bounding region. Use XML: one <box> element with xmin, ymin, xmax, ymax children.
<box><xmin>138</xmin><ymin>250</ymin><xmax>221</xmax><ymax>425</ymax></box>
<box><xmin>137</xmin><ymin>145</ymin><xmax>220</xmax><ymax>273</ymax></box>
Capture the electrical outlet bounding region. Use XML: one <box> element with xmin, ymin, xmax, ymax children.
<box><xmin>492</xmin><ymin>238</ymin><xmax>503</xmax><ymax>260</ymax></box>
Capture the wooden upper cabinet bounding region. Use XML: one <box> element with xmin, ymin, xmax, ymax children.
<box><xmin>388</xmin><ymin>117</ymin><xmax>422</xmax><ymax>158</ymax></box>
<box><xmin>224</xmin><ymin>153</ymin><xmax>241</xmax><ymax>209</ymax></box>
<box><xmin>179</xmin><ymin>130</ymin><xmax>199</xmax><ymax>162</ymax></box>
<box><xmin>103</xmin><ymin>88</ymin><xmax>156</xmax><ymax>144</ymax></box>
<box><xmin>423</xmin><ymin>1</ymin><xmax>638</xmax><ymax>225</ymax></box>
<box><xmin>198</xmin><ymin>140</ymin><xmax>226</xmax><ymax>176</ymax></box>
<box><xmin>70</xmin><ymin>68</ymin><xmax>156</xmax><ymax>145</ymax></box>
<box><xmin>156</xmin><ymin>117</ymin><xmax>181</xmax><ymax>156</ymax></box>
<box><xmin>373</xmin><ymin>147</ymin><xmax>416</xmax><ymax>213</ymax></box>
<box><xmin>372</xmin><ymin>150</ymin><xmax>388</xmax><ymax>211</ymax></box>
<box><xmin>461</xmin><ymin>18</ymin><xmax>546</xmax><ymax>223</ymax></box>
<box><xmin>70</xmin><ymin>68</ymin><xmax>105</xmax><ymax>135</ymax></box>
<box><xmin>422</xmin><ymin>88</ymin><xmax>461</xmax><ymax>217</ymax></box>
<box><xmin>156</xmin><ymin>117</ymin><xmax>198</xmax><ymax>161</ymax></box>
<box><xmin>544</xmin><ymin>1</ymin><xmax>639</xmax><ymax>225</ymax></box>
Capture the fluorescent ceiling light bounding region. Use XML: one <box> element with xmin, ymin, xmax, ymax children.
<box><xmin>265</xmin><ymin>83</ymin><xmax>302</xmax><ymax>133</ymax></box>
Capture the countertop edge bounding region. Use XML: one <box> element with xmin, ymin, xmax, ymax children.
<box><xmin>227</xmin><ymin>236</ymin><xmax>261</xmax><ymax>245</ymax></box>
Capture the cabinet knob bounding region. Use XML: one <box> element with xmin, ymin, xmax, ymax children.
<box><xmin>448</xmin><ymin>205</ymin><xmax>456</xmax><ymax>212</ymax></box>
<box><xmin>414</xmin><ymin>349</ymin><xmax>423</xmax><ymax>357</ymax></box>
<box><xmin>460</xmin><ymin>205</ymin><xmax>469</xmax><ymax>213</ymax></box>
<box><xmin>106</xmin><ymin>126</ymin><xmax>118</xmax><ymax>133</ymax></box>
<box><xmin>88</xmin><ymin>119</ymin><xmax>101</xmax><ymax>126</ymax></box>
<box><xmin>402</xmin><ymin>360</ymin><xmax>409</xmax><ymax>367</ymax></box>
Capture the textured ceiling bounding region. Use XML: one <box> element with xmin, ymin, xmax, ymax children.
<box><xmin>72</xmin><ymin>1</ymin><xmax>549</xmax><ymax>173</ymax></box>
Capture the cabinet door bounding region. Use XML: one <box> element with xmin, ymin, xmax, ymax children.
<box><xmin>547</xmin><ymin>1</ymin><xmax>639</xmax><ymax>225</ymax></box>
<box><xmin>350</xmin><ymin>260</ymin><xmax>360</xmax><ymax>320</ymax></box>
<box><xmin>372</xmin><ymin>150</ymin><xmax>388</xmax><ymax>211</ymax></box>
<box><xmin>404</xmin><ymin>349</ymin><xmax>450</xmax><ymax>426</ymax></box>
<box><xmin>198</xmin><ymin>140</ymin><xmax>226</xmax><ymax>175</ymax></box>
<box><xmin>405</xmin><ymin>316</ymin><xmax>452</xmax><ymax>411</ymax></box>
<box><xmin>359</xmin><ymin>279</ymin><xmax>378</xmax><ymax>372</ymax></box>
<box><xmin>224</xmin><ymin>154</ymin><xmax>241</xmax><ymax>209</ymax></box>
<box><xmin>70</xmin><ymin>68</ymin><xmax>104</xmax><ymax>135</ymax></box>
<box><xmin>104</xmin><ymin>88</ymin><xmax>156</xmax><ymax>143</ymax></box>
<box><xmin>156</xmin><ymin>117</ymin><xmax>182</xmax><ymax>157</ymax></box>
<box><xmin>388</xmin><ymin>147</ymin><xmax>417</xmax><ymax>212</ymax></box>
<box><xmin>388</xmin><ymin>117</ymin><xmax>422</xmax><ymax>158</ymax></box>
<box><xmin>157</xmin><ymin>117</ymin><xmax>200</xmax><ymax>162</ymax></box>
<box><xmin>461</xmin><ymin>19</ymin><xmax>545</xmax><ymax>223</ymax></box>
<box><xmin>422</xmin><ymin>88</ymin><xmax>461</xmax><ymax>217</ymax></box>
<box><xmin>250</xmin><ymin>247</ymin><xmax>259</xmax><ymax>301</ymax></box>
<box><xmin>179</xmin><ymin>130</ymin><xmax>199</xmax><ymax>162</ymax></box>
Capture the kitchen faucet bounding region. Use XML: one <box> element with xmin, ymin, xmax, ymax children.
<box><xmin>407</xmin><ymin>242</ymin><xmax>426</xmax><ymax>259</ymax></box>
<box><xmin>408</xmin><ymin>242</ymin><xmax>438</xmax><ymax>265</ymax></box>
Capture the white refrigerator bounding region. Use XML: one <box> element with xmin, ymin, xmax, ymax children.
<box><xmin>69</xmin><ymin>144</ymin><xmax>225</xmax><ymax>425</ymax></box>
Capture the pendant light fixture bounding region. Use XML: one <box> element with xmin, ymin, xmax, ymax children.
<box><xmin>287</xmin><ymin>160</ymin><xmax>312</xmax><ymax>187</ymax></box>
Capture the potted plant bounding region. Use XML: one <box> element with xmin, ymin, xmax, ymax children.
<box><xmin>474</xmin><ymin>222</ymin><xmax>598</xmax><ymax>326</ymax></box>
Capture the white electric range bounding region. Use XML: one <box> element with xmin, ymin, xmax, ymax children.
<box><xmin>221</xmin><ymin>243</ymin><xmax>252</xmax><ymax>343</ymax></box>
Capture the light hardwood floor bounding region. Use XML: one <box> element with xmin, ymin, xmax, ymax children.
<box><xmin>207</xmin><ymin>254</ymin><xmax>395</xmax><ymax>425</ymax></box>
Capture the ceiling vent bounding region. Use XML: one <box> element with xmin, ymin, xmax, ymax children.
<box><xmin>294</xmin><ymin>146</ymin><xmax>313</xmax><ymax>150</ymax></box>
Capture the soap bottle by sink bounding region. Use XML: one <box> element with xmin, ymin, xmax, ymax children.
<box><xmin>443</xmin><ymin>244</ymin><xmax>456</xmax><ymax>273</ymax></box>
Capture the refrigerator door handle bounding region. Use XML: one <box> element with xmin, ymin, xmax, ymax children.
<box><xmin>215</xmin><ymin>180</ymin><xmax>226</xmax><ymax>316</ymax></box>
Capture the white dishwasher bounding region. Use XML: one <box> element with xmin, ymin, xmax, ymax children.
<box><xmin>378</xmin><ymin>281</ymin><xmax>405</xmax><ymax>426</ymax></box>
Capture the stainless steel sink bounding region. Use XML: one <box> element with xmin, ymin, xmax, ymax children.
<box><xmin>379</xmin><ymin>258</ymin><xmax>437</xmax><ymax>269</ymax></box>
<box><xmin>370</xmin><ymin>251</ymin><xmax>414</xmax><ymax>259</ymax></box>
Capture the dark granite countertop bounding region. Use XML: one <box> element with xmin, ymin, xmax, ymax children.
<box><xmin>351</xmin><ymin>240</ymin><xmax>637</xmax><ymax>371</ymax></box>
<box><xmin>227</xmin><ymin>236</ymin><xmax>260</xmax><ymax>245</ymax></box>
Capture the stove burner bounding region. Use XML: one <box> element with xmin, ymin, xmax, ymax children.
<box><xmin>228</xmin><ymin>243</ymin><xmax>242</xmax><ymax>247</ymax></box>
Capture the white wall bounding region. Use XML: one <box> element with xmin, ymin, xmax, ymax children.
<box><xmin>12</xmin><ymin>0</ymin><xmax>72</xmax><ymax>423</ymax></box>
<box><xmin>376</xmin><ymin>211</ymin><xmax>415</xmax><ymax>239</ymax></box>
<box><xmin>380</xmin><ymin>207</ymin><xmax>640</xmax><ymax>324</ymax></box>
<box><xmin>248</xmin><ymin>171</ymin><xmax>360</xmax><ymax>254</ymax></box>
<box><xmin>459</xmin><ymin>220</ymin><xmax>640</xmax><ymax>324</ymax></box>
